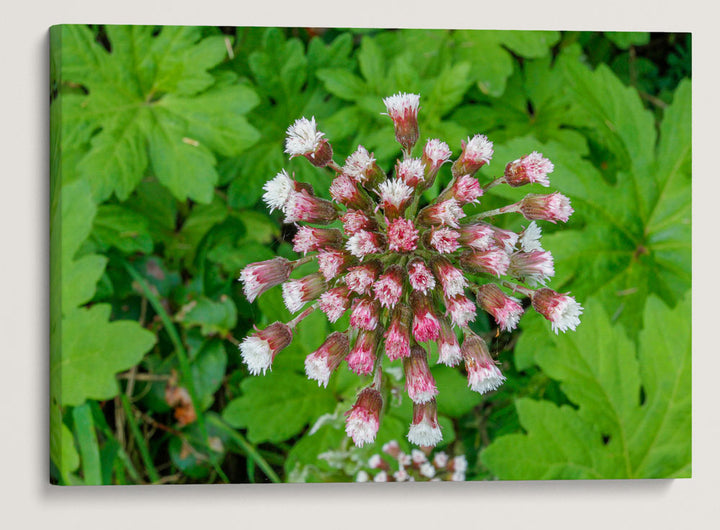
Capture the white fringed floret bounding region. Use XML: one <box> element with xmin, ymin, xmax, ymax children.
<box><xmin>519</xmin><ymin>221</ymin><xmax>544</xmax><ymax>252</ymax></box>
<box><xmin>262</xmin><ymin>170</ymin><xmax>294</xmax><ymax>213</ymax></box>
<box><xmin>550</xmin><ymin>296</ymin><xmax>584</xmax><ymax>334</ymax></box>
<box><xmin>465</xmin><ymin>134</ymin><xmax>494</xmax><ymax>164</ymax></box>
<box><xmin>304</xmin><ymin>355</ymin><xmax>331</xmax><ymax>388</ymax></box>
<box><xmin>407</xmin><ymin>421</ymin><xmax>443</xmax><ymax>447</ymax></box>
<box><xmin>285</xmin><ymin>117</ymin><xmax>324</xmax><ymax>156</ymax></box>
<box><xmin>239</xmin><ymin>336</ymin><xmax>273</xmax><ymax>375</ymax></box>
<box><xmin>382</xmin><ymin>92</ymin><xmax>420</xmax><ymax>118</ymax></box>
<box><xmin>282</xmin><ymin>281</ymin><xmax>305</xmax><ymax>313</ymax></box>
<box><xmin>468</xmin><ymin>364</ymin><xmax>506</xmax><ymax>394</ymax></box>
<box><xmin>377</xmin><ymin>178</ymin><xmax>413</xmax><ymax>208</ymax></box>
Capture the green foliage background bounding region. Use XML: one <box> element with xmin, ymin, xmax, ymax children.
<box><xmin>50</xmin><ymin>25</ymin><xmax>691</xmax><ymax>484</ymax></box>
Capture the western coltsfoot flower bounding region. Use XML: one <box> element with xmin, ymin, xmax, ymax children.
<box><xmin>239</xmin><ymin>92</ymin><xmax>583</xmax><ymax>447</ymax></box>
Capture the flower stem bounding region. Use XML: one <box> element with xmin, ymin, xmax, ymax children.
<box><xmin>500</xmin><ymin>280</ymin><xmax>535</xmax><ymax>297</ymax></box>
<box><xmin>288</xmin><ymin>303</ymin><xmax>318</xmax><ymax>329</ymax></box>
<box><xmin>482</xmin><ymin>176</ymin><xmax>505</xmax><ymax>191</ymax></box>
<box><xmin>327</xmin><ymin>160</ymin><xmax>343</xmax><ymax>173</ymax></box>
<box><xmin>462</xmin><ymin>202</ymin><xmax>519</xmax><ymax>223</ymax></box>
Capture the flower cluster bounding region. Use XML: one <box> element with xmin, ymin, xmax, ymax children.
<box><xmin>239</xmin><ymin>93</ymin><xmax>583</xmax><ymax>448</ymax></box>
<box><xmin>353</xmin><ymin>440</ymin><xmax>467</xmax><ymax>482</ymax></box>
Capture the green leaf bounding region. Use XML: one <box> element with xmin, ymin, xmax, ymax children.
<box><xmin>56</xmin><ymin>24</ymin><xmax>258</xmax><ymax>202</ymax></box>
<box><xmin>551</xmin><ymin>75</ymin><xmax>690</xmax><ymax>334</ymax></box>
<box><xmin>160</xmin><ymin>84</ymin><xmax>260</xmax><ymax>157</ymax></box>
<box><xmin>77</xmin><ymin>108</ymin><xmax>150</xmax><ymax>201</ymax></box>
<box><xmin>452</xmin><ymin>30</ymin><xmax>560</xmax><ymax>97</ymax></box>
<box><xmin>285</xmin><ymin>422</ymin><xmax>347</xmax><ymax>482</ymax></box>
<box><xmin>316</xmin><ymin>69</ymin><xmax>368</xmax><ymax>101</ymax></box>
<box><xmin>191</xmin><ymin>340</ymin><xmax>228</xmax><ymax>409</ymax></box>
<box><xmin>50</xmin><ymin>405</ymin><xmax>80</xmax><ymax>482</ymax></box>
<box><xmin>489</xmin><ymin>76</ymin><xmax>690</xmax><ymax>340</ymax></box>
<box><xmin>166</xmin><ymin>197</ymin><xmax>228</xmax><ymax>266</ymax></box>
<box><xmin>223</xmin><ymin>371</ymin><xmax>337</xmax><ymax>443</ymax></box>
<box><xmin>61</xmin><ymin>180</ymin><xmax>107</xmax><ymax>314</ymax></box>
<box><xmin>604</xmin><ymin>32</ymin><xmax>650</xmax><ymax>49</ymax></box>
<box><xmin>72</xmin><ymin>403</ymin><xmax>102</xmax><ymax>485</ymax></box>
<box><xmin>54</xmin><ymin>304</ymin><xmax>156</xmax><ymax>407</ymax></box>
<box><xmin>482</xmin><ymin>295</ymin><xmax>691</xmax><ymax>479</ymax></box>
<box><xmin>148</xmin><ymin>107</ymin><xmax>218</xmax><ymax>203</ymax></box>
<box><xmin>431</xmin><ymin>365</ymin><xmax>482</xmax><ymax>418</ymax></box>
<box><xmin>178</xmin><ymin>295</ymin><xmax>237</xmax><ymax>336</ymax></box>
<box><xmin>92</xmin><ymin>204</ymin><xmax>153</xmax><ymax>254</ymax></box>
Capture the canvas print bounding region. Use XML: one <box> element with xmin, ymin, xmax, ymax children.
<box><xmin>50</xmin><ymin>25</ymin><xmax>691</xmax><ymax>484</ymax></box>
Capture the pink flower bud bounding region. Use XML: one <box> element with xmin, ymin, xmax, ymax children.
<box><xmin>504</xmin><ymin>151</ymin><xmax>554</xmax><ymax>187</ymax></box>
<box><xmin>345</xmin><ymin>261</ymin><xmax>382</xmax><ymax>294</ymax></box>
<box><xmin>240</xmin><ymin>322</ymin><xmax>293</xmax><ymax>375</ymax></box>
<box><xmin>317</xmin><ymin>248</ymin><xmax>352</xmax><ymax>281</ymax></box>
<box><xmin>387</xmin><ymin>218</ymin><xmax>419</xmax><ymax>252</ymax></box>
<box><xmin>410</xmin><ymin>291</ymin><xmax>441</xmax><ymax>343</ymax></box>
<box><xmin>403</xmin><ymin>345</ymin><xmax>438</xmax><ymax>404</ymax></box>
<box><xmin>383</xmin><ymin>92</ymin><xmax>420</xmax><ymax>152</ymax></box>
<box><xmin>284</xmin><ymin>189</ymin><xmax>338</xmax><ymax>225</ymax></box>
<box><xmin>396</xmin><ymin>158</ymin><xmax>426</xmax><ymax>188</ymax></box>
<box><xmin>350</xmin><ymin>297</ymin><xmax>380</xmax><ymax>331</ymax></box>
<box><xmin>262</xmin><ymin>169</ymin><xmax>308</xmax><ymax>213</ymax></box>
<box><xmin>373</xmin><ymin>265</ymin><xmax>404</xmax><ymax>309</ymax></box>
<box><xmin>285</xmin><ymin>116</ymin><xmax>334</xmax><ymax>167</ymax></box>
<box><xmin>282</xmin><ymin>273</ymin><xmax>327</xmax><ymax>313</ymax></box>
<box><xmin>345</xmin><ymin>387</ymin><xmax>383</xmax><ymax>447</ymax></box>
<box><xmin>430</xmin><ymin>256</ymin><xmax>468</xmax><ymax>298</ymax></box>
<box><xmin>426</xmin><ymin>227</ymin><xmax>461</xmax><ymax>254</ymax></box>
<box><xmin>438</xmin><ymin>318</ymin><xmax>462</xmax><ymax>367</ymax></box>
<box><xmin>384</xmin><ymin>304</ymin><xmax>412</xmax><ymax>361</ymax></box>
<box><xmin>490</xmin><ymin>224</ymin><xmax>520</xmax><ymax>253</ymax></box>
<box><xmin>341</xmin><ymin>209</ymin><xmax>377</xmax><ymax>235</ymax></box>
<box><xmin>292</xmin><ymin>226</ymin><xmax>342</xmax><ymax>255</ymax></box>
<box><xmin>347</xmin><ymin>329</ymin><xmax>380</xmax><ymax>375</ymax></box>
<box><xmin>407</xmin><ymin>399</ymin><xmax>442</xmax><ymax>447</ymax></box>
<box><xmin>330</xmin><ymin>174</ymin><xmax>371</xmax><ymax>210</ymax></box>
<box><xmin>319</xmin><ymin>286</ymin><xmax>352</xmax><ymax>323</ymax></box>
<box><xmin>508</xmin><ymin>250</ymin><xmax>555</xmax><ymax>286</ymax></box>
<box><xmin>417</xmin><ymin>198</ymin><xmax>466</xmax><ymax>228</ymax></box>
<box><xmin>459</xmin><ymin>248</ymin><xmax>510</xmax><ymax>277</ymax></box>
<box><xmin>443</xmin><ymin>175</ymin><xmax>483</xmax><ymax>205</ymax></box>
<box><xmin>240</xmin><ymin>257</ymin><xmax>293</xmax><ymax>303</ymax></box>
<box><xmin>343</xmin><ymin>145</ymin><xmax>384</xmax><ymax>187</ymax></box>
<box><xmin>444</xmin><ymin>293</ymin><xmax>477</xmax><ymax>327</ymax></box>
<box><xmin>345</xmin><ymin>229</ymin><xmax>385</xmax><ymax>260</ymax></box>
<box><xmin>475</xmin><ymin>283</ymin><xmax>524</xmax><ymax>332</ymax></box>
<box><xmin>422</xmin><ymin>139</ymin><xmax>451</xmax><ymax>187</ymax></box>
<box><xmin>518</xmin><ymin>192</ymin><xmax>573</xmax><ymax>223</ymax></box>
<box><xmin>408</xmin><ymin>258</ymin><xmax>436</xmax><ymax>295</ymax></box>
<box><xmin>458</xmin><ymin>223</ymin><xmax>496</xmax><ymax>251</ymax></box>
<box><xmin>305</xmin><ymin>331</ymin><xmax>350</xmax><ymax>387</ymax></box>
<box><xmin>461</xmin><ymin>331</ymin><xmax>505</xmax><ymax>394</ymax></box>
<box><xmin>451</xmin><ymin>134</ymin><xmax>494</xmax><ymax>177</ymax></box>
<box><xmin>531</xmin><ymin>288</ymin><xmax>583</xmax><ymax>334</ymax></box>
<box><xmin>377</xmin><ymin>178</ymin><xmax>413</xmax><ymax>219</ymax></box>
